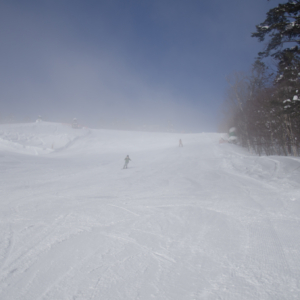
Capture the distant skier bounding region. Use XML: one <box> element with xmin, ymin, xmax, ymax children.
<box><xmin>179</xmin><ymin>139</ymin><xmax>183</xmax><ymax>147</ymax></box>
<box><xmin>123</xmin><ymin>155</ymin><xmax>131</xmax><ymax>169</ymax></box>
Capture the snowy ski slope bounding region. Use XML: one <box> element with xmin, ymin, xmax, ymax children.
<box><xmin>0</xmin><ymin>122</ymin><xmax>300</xmax><ymax>299</ymax></box>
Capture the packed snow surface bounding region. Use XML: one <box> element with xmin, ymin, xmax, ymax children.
<box><xmin>0</xmin><ymin>122</ymin><xmax>300</xmax><ymax>299</ymax></box>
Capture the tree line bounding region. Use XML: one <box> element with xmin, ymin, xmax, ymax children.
<box><xmin>222</xmin><ymin>0</ymin><xmax>300</xmax><ymax>156</ymax></box>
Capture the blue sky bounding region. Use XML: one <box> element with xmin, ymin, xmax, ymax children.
<box><xmin>0</xmin><ymin>0</ymin><xmax>283</xmax><ymax>132</ymax></box>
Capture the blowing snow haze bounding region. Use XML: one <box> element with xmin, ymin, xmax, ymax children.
<box><xmin>0</xmin><ymin>0</ymin><xmax>283</xmax><ymax>132</ymax></box>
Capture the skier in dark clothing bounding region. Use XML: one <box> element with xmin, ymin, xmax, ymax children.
<box><xmin>123</xmin><ymin>155</ymin><xmax>131</xmax><ymax>169</ymax></box>
<box><xmin>179</xmin><ymin>139</ymin><xmax>183</xmax><ymax>147</ymax></box>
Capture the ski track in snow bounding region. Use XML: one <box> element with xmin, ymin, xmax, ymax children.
<box><xmin>0</xmin><ymin>122</ymin><xmax>300</xmax><ymax>299</ymax></box>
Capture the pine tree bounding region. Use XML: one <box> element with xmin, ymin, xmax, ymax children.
<box><xmin>252</xmin><ymin>1</ymin><xmax>300</xmax><ymax>156</ymax></box>
<box><xmin>252</xmin><ymin>0</ymin><xmax>300</xmax><ymax>60</ymax></box>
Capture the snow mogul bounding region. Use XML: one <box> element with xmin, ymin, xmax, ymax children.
<box><xmin>36</xmin><ymin>115</ymin><xmax>42</xmax><ymax>123</ymax></box>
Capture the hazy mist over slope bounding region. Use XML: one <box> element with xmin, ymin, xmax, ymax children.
<box><xmin>0</xmin><ymin>0</ymin><xmax>283</xmax><ymax>132</ymax></box>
